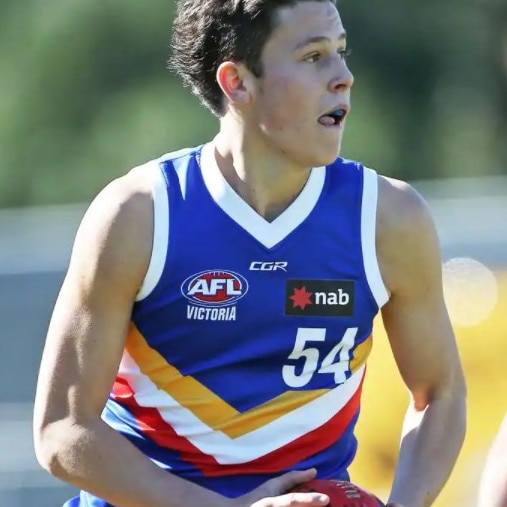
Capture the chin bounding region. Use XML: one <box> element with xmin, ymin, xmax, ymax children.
<box><xmin>313</xmin><ymin>145</ymin><xmax>342</xmax><ymax>167</ymax></box>
<box><xmin>283</xmin><ymin>138</ymin><xmax>342</xmax><ymax>168</ymax></box>
<box><xmin>296</xmin><ymin>152</ymin><xmax>339</xmax><ymax>169</ymax></box>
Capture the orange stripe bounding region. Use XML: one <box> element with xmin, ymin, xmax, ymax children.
<box><xmin>125</xmin><ymin>324</ymin><xmax>370</xmax><ymax>438</ymax></box>
<box><xmin>126</xmin><ymin>324</ymin><xmax>237</xmax><ymax>427</ymax></box>
<box><xmin>220</xmin><ymin>390</ymin><xmax>325</xmax><ymax>437</ymax></box>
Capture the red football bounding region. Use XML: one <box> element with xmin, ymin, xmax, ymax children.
<box><xmin>290</xmin><ymin>479</ymin><xmax>385</xmax><ymax>507</ymax></box>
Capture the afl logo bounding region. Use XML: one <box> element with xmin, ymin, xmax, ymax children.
<box><xmin>181</xmin><ymin>270</ymin><xmax>249</xmax><ymax>307</ymax></box>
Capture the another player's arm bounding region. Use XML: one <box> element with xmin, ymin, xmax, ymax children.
<box><xmin>477</xmin><ymin>412</ymin><xmax>507</xmax><ymax>507</ymax></box>
<box><xmin>376</xmin><ymin>176</ymin><xmax>467</xmax><ymax>507</ymax></box>
<box><xmin>33</xmin><ymin>169</ymin><xmax>328</xmax><ymax>507</ymax></box>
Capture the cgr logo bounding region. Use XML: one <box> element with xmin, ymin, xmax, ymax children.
<box><xmin>285</xmin><ymin>279</ymin><xmax>355</xmax><ymax>317</ymax></box>
<box><xmin>181</xmin><ymin>270</ymin><xmax>248</xmax><ymax>307</ymax></box>
<box><xmin>249</xmin><ymin>261</ymin><xmax>288</xmax><ymax>272</ymax></box>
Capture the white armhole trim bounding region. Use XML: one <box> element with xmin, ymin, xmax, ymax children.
<box><xmin>136</xmin><ymin>162</ymin><xmax>169</xmax><ymax>301</ymax></box>
<box><xmin>361</xmin><ymin>168</ymin><xmax>390</xmax><ymax>309</ymax></box>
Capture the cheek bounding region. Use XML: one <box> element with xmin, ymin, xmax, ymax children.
<box><xmin>258</xmin><ymin>76</ymin><xmax>314</xmax><ymax>132</ymax></box>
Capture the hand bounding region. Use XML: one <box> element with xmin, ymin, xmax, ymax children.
<box><xmin>233</xmin><ymin>469</ymin><xmax>330</xmax><ymax>507</ymax></box>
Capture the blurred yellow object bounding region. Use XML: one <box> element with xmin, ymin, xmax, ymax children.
<box><xmin>349</xmin><ymin>270</ymin><xmax>507</xmax><ymax>507</ymax></box>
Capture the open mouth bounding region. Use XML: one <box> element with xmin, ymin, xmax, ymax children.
<box><xmin>318</xmin><ymin>108</ymin><xmax>348</xmax><ymax>127</ymax></box>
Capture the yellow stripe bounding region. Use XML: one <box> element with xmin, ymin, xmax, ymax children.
<box><xmin>350</xmin><ymin>335</ymin><xmax>372</xmax><ymax>373</ymax></box>
<box><xmin>220</xmin><ymin>390</ymin><xmax>325</xmax><ymax>438</ymax></box>
<box><xmin>125</xmin><ymin>325</ymin><xmax>370</xmax><ymax>437</ymax></box>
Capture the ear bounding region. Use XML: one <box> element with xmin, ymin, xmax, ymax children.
<box><xmin>216</xmin><ymin>61</ymin><xmax>254</xmax><ymax>107</ymax></box>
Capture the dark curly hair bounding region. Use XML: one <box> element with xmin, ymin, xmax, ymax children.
<box><xmin>169</xmin><ymin>0</ymin><xmax>337</xmax><ymax>116</ymax></box>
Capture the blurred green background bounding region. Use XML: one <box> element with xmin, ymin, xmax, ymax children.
<box><xmin>1</xmin><ymin>0</ymin><xmax>506</xmax><ymax>208</ymax></box>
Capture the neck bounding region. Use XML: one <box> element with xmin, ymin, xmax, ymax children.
<box><xmin>213</xmin><ymin>119</ymin><xmax>314</xmax><ymax>222</ymax></box>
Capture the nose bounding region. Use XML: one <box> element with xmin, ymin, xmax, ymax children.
<box><xmin>329</xmin><ymin>64</ymin><xmax>354</xmax><ymax>92</ymax></box>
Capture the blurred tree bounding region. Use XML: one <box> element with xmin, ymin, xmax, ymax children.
<box><xmin>0</xmin><ymin>0</ymin><xmax>505</xmax><ymax>207</ymax></box>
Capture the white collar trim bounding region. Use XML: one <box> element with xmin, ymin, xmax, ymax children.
<box><xmin>200</xmin><ymin>142</ymin><xmax>326</xmax><ymax>249</ymax></box>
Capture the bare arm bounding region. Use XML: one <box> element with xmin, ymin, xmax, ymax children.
<box><xmin>33</xmin><ymin>170</ymin><xmax>219</xmax><ymax>507</ymax></box>
<box><xmin>33</xmin><ymin>169</ymin><xmax>329</xmax><ymax>507</ymax></box>
<box><xmin>478</xmin><ymin>412</ymin><xmax>507</xmax><ymax>507</ymax></box>
<box><xmin>376</xmin><ymin>176</ymin><xmax>467</xmax><ymax>507</ymax></box>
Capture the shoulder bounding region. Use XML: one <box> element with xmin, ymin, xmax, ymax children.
<box><xmin>376</xmin><ymin>174</ymin><xmax>434</xmax><ymax>235</ymax></box>
<box><xmin>81</xmin><ymin>162</ymin><xmax>154</xmax><ymax>242</ymax></box>
<box><xmin>374</xmin><ymin>173</ymin><xmax>442</xmax><ymax>297</ymax></box>
<box><xmin>69</xmin><ymin>161</ymin><xmax>157</xmax><ymax>294</ymax></box>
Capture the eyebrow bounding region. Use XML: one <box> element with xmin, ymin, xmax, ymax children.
<box><xmin>294</xmin><ymin>32</ymin><xmax>347</xmax><ymax>51</ymax></box>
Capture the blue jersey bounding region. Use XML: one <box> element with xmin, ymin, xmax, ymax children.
<box><xmin>68</xmin><ymin>143</ymin><xmax>389</xmax><ymax>506</ymax></box>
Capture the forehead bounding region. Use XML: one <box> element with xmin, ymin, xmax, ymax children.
<box><xmin>267</xmin><ymin>1</ymin><xmax>344</xmax><ymax>51</ymax></box>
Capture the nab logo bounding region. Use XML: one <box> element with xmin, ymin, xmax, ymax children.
<box><xmin>249</xmin><ymin>261</ymin><xmax>288</xmax><ymax>272</ymax></box>
<box><xmin>182</xmin><ymin>270</ymin><xmax>248</xmax><ymax>307</ymax></box>
<box><xmin>285</xmin><ymin>279</ymin><xmax>355</xmax><ymax>317</ymax></box>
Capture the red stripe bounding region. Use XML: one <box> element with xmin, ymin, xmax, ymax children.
<box><xmin>111</xmin><ymin>376</ymin><xmax>363</xmax><ymax>477</ymax></box>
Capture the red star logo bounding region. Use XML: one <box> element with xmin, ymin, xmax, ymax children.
<box><xmin>290</xmin><ymin>286</ymin><xmax>313</xmax><ymax>310</ymax></box>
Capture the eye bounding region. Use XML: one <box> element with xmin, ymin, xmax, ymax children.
<box><xmin>304</xmin><ymin>52</ymin><xmax>322</xmax><ymax>63</ymax></box>
<box><xmin>339</xmin><ymin>48</ymin><xmax>352</xmax><ymax>60</ymax></box>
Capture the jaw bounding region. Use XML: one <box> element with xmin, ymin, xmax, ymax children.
<box><xmin>219</xmin><ymin>110</ymin><xmax>345</xmax><ymax>168</ymax></box>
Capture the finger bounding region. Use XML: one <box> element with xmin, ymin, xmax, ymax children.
<box><xmin>257</xmin><ymin>492</ymin><xmax>330</xmax><ymax>507</ymax></box>
<box><xmin>244</xmin><ymin>469</ymin><xmax>320</xmax><ymax>506</ymax></box>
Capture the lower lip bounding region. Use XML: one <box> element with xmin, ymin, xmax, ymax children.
<box><xmin>319</xmin><ymin>122</ymin><xmax>344</xmax><ymax>130</ymax></box>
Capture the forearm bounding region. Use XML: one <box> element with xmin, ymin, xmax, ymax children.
<box><xmin>478</xmin><ymin>414</ymin><xmax>507</xmax><ymax>507</ymax></box>
<box><xmin>36</xmin><ymin>417</ymin><xmax>227</xmax><ymax>507</ymax></box>
<box><xmin>388</xmin><ymin>393</ymin><xmax>466</xmax><ymax>507</ymax></box>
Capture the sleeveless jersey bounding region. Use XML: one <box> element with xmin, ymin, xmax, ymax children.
<box><xmin>71</xmin><ymin>143</ymin><xmax>389</xmax><ymax>506</ymax></box>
